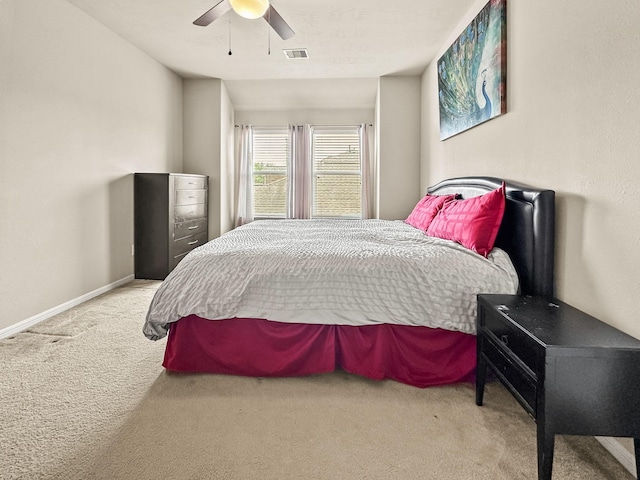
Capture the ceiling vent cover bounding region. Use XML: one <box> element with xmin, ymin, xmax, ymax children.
<box><xmin>283</xmin><ymin>48</ymin><xmax>309</xmax><ymax>59</ymax></box>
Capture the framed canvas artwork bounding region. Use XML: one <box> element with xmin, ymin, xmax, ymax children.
<box><xmin>438</xmin><ymin>0</ymin><xmax>507</xmax><ymax>140</ymax></box>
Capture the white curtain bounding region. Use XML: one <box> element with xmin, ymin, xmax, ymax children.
<box><xmin>235</xmin><ymin>125</ymin><xmax>254</xmax><ymax>227</ymax></box>
<box><xmin>287</xmin><ymin>124</ymin><xmax>312</xmax><ymax>219</ymax></box>
<box><xmin>360</xmin><ymin>123</ymin><xmax>375</xmax><ymax>219</ymax></box>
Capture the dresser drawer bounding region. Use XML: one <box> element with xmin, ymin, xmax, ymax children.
<box><xmin>174</xmin><ymin>204</ymin><xmax>207</xmax><ymax>222</ymax></box>
<box><xmin>170</xmin><ymin>252</ymin><xmax>189</xmax><ymax>271</ymax></box>
<box><xmin>175</xmin><ymin>189</ymin><xmax>206</xmax><ymax>206</ymax></box>
<box><xmin>175</xmin><ymin>176</ymin><xmax>207</xmax><ymax>190</ymax></box>
<box><xmin>174</xmin><ymin>218</ymin><xmax>207</xmax><ymax>240</ymax></box>
<box><xmin>482</xmin><ymin>335</ymin><xmax>537</xmax><ymax>417</ymax></box>
<box><xmin>172</xmin><ymin>231</ymin><xmax>207</xmax><ymax>258</ymax></box>
<box><xmin>482</xmin><ymin>309</ymin><xmax>539</xmax><ymax>374</ymax></box>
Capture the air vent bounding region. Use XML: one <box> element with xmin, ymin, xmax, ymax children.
<box><xmin>283</xmin><ymin>49</ymin><xmax>309</xmax><ymax>59</ymax></box>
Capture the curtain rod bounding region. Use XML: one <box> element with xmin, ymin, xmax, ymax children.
<box><xmin>234</xmin><ymin>124</ymin><xmax>373</xmax><ymax>127</ymax></box>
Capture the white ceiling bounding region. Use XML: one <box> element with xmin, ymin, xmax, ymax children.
<box><xmin>65</xmin><ymin>0</ymin><xmax>475</xmax><ymax>109</ymax></box>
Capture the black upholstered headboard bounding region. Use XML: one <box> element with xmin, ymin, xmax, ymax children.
<box><xmin>427</xmin><ymin>177</ymin><xmax>555</xmax><ymax>298</ymax></box>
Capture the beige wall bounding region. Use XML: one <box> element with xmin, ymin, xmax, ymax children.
<box><xmin>422</xmin><ymin>0</ymin><xmax>640</xmax><ymax>337</ymax></box>
<box><xmin>183</xmin><ymin>79</ymin><xmax>235</xmax><ymax>238</ymax></box>
<box><xmin>0</xmin><ymin>0</ymin><xmax>183</xmax><ymax>332</ymax></box>
<box><xmin>376</xmin><ymin>76</ymin><xmax>422</xmax><ymax>220</ymax></box>
<box><xmin>421</xmin><ymin>0</ymin><xmax>640</xmax><ymax>463</ymax></box>
<box><xmin>219</xmin><ymin>82</ymin><xmax>236</xmax><ymax>236</ymax></box>
<box><xmin>234</xmin><ymin>108</ymin><xmax>374</xmax><ymax>126</ymax></box>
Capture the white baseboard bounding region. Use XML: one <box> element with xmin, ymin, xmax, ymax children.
<box><xmin>0</xmin><ymin>275</ymin><xmax>135</xmax><ymax>341</ymax></box>
<box><xmin>596</xmin><ymin>436</ymin><xmax>637</xmax><ymax>478</ymax></box>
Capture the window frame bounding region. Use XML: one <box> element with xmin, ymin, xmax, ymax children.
<box><xmin>249</xmin><ymin>124</ymin><xmax>364</xmax><ymax>220</ymax></box>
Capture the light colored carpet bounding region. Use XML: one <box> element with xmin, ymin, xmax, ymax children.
<box><xmin>0</xmin><ymin>280</ymin><xmax>633</xmax><ymax>480</ymax></box>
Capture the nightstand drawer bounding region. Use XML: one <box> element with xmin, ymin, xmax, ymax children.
<box><xmin>482</xmin><ymin>335</ymin><xmax>537</xmax><ymax>417</ymax></box>
<box><xmin>482</xmin><ymin>309</ymin><xmax>539</xmax><ymax>374</ymax></box>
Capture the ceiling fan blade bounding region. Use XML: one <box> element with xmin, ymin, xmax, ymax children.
<box><xmin>193</xmin><ymin>0</ymin><xmax>231</xmax><ymax>27</ymax></box>
<box><xmin>263</xmin><ymin>5</ymin><xmax>295</xmax><ymax>40</ymax></box>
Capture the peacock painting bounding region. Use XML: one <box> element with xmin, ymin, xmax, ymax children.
<box><xmin>438</xmin><ymin>0</ymin><xmax>507</xmax><ymax>140</ymax></box>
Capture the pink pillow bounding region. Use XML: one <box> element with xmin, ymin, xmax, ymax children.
<box><xmin>405</xmin><ymin>194</ymin><xmax>457</xmax><ymax>231</ymax></box>
<box><xmin>426</xmin><ymin>183</ymin><xmax>506</xmax><ymax>257</ymax></box>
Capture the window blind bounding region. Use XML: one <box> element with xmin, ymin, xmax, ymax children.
<box><xmin>252</xmin><ymin>127</ymin><xmax>289</xmax><ymax>218</ymax></box>
<box><xmin>311</xmin><ymin>126</ymin><xmax>362</xmax><ymax>218</ymax></box>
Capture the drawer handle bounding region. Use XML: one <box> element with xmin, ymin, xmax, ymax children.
<box><xmin>500</xmin><ymin>335</ymin><xmax>509</xmax><ymax>346</ymax></box>
<box><xmin>188</xmin><ymin>240</ymin><xmax>199</xmax><ymax>245</ymax></box>
<box><xmin>188</xmin><ymin>196</ymin><xmax>195</xmax><ymax>199</ymax></box>
<box><xmin>188</xmin><ymin>226</ymin><xmax>199</xmax><ymax>230</ymax></box>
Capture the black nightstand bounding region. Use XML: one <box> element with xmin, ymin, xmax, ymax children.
<box><xmin>476</xmin><ymin>294</ymin><xmax>640</xmax><ymax>480</ymax></box>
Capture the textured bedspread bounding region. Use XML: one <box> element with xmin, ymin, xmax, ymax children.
<box><xmin>143</xmin><ymin>219</ymin><xmax>518</xmax><ymax>340</ymax></box>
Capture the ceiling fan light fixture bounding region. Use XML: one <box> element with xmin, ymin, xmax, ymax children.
<box><xmin>229</xmin><ymin>0</ymin><xmax>270</xmax><ymax>20</ymax></box>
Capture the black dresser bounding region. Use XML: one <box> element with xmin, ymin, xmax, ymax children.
<box><xmin>134</xmin><ymin>173</ymin><xmax>208</xmax><ymax>280</ymax></box>
<box><xmin>476</xmin><ymin>294</ymin><xmax>640</xmax><ymax>480</ymax></box>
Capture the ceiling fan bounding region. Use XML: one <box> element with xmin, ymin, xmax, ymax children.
<box><xmin>194</xmin><ymin>0</ymin><xmax>295</xmax><ymax>40</ymax></box>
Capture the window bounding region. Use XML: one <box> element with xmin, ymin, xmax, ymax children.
<box><xmin>311</xmin><ymin>126</ymin><xmax>362</xmax><ymax>218</ymax></box>
<box><xmin>250</xmin><ymin>125</ymin><xmax>364</xmax><ymax>219</ymax></box>
<box><xmin>252</xmin><ymin>127</ymin><xmax>289</xmax><ymax>218</ymax></box>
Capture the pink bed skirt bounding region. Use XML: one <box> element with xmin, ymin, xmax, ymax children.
<box><xmin>163</xmin><ymin>315</ymin><xmax>477</xmax><ymax>388</ymax></box>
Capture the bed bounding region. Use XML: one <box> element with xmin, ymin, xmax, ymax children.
<box><xmin>143</xmin><ymin>176</ymin><xmax>555</xmax><ymax>388</ymax></box>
